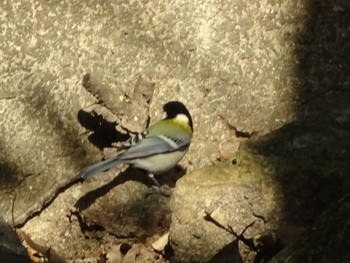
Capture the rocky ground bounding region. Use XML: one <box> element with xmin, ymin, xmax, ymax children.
<box><xmin>1</xmin><ymin>0</ymin><xmax>350</xmax><ymax>262</ymax></box>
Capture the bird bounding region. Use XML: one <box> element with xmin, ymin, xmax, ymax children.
<box><xmin>79</xmin><ymin>101</ymin><xmax>193</xmax><ymax>196</ymax></box>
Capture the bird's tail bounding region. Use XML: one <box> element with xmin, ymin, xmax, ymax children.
<box><xmin>79</xmin><ymin>155</ymin><xmax>124</xmax><ymax>179</ymax></box>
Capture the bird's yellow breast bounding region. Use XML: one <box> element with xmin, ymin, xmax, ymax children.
<box><xmin>148</xmin><ymin>118</ymin><xmax>193</xmax><ymax>137</ymax></box>
<box><xmin>171</xmin><ymin>118</ymin><xmax>193</xmax><ymax>134</ymax></box>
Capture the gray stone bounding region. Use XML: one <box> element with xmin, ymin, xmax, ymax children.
<box><xmin>170</xmin><ymin>159</ymin><xmax>280</xmax><ymax>262</ymax></box>
<box><xmin>170</xmin><ymin>110</ymin><xmax>350</xmax><ymax>262</ymax></box>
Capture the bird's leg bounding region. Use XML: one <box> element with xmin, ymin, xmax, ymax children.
<box><xmin>148</xmin><ymin>173</ymin><xmax>172</xmax><ymax>197</ymax></box>
<box><xmin>148</xmin><ymin>173</ymin><xmax>161</xmax><ymax>187</ymax></box>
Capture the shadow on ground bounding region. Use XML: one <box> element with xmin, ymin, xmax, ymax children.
<box><xmin>209</xmin><ymin>1</ymin><xmax>350</xmax><ymax>262</ymax></box>
<box><xmin>251</xmin><ymin>1</ymin><xmax>350</xmax><ymax>261</ymax></box>
<box><xmin>295</xmin><ymin>1</ymin><xmax>350</xmax><ymax>116</ymax></box>
<box><xmin>286</xmin><ymin>0</ymin><xmax>350</xmax><ymax>223</ymax></box>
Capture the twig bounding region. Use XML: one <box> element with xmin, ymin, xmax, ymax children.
<box><xmin>11</xmin><ymin>174</ymin><xmax>82</xmax><ymax>227</ymax></box>
<box><xmin>204</xmin><ymin>211</ymin><xmax>257</xmax><ymax>251</ymax></box>
<box><xmin>11</xmin><ymin>193</ymin><xmax>16</xmax><ymax>227</ymax></box>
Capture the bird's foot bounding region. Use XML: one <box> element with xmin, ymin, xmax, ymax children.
<box><xmin>150</xmin><ymin>185</ymin><xmax>173</xmax><ymax>197</ymax></box>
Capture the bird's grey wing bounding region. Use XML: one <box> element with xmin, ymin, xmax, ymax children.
<box><xmin>79</xmin><ymin>154</ymin><xmax>123</xmax><ymax>179</ymax></box>
<box><xmin>80</xmin><ymin>134</ymin><xmax>190</xmax><ymax>179</ymax></box>
<box><xmin>119</xmin><ymin>135</ymin><xmax>189</xmax><ymax>161</ymax></box>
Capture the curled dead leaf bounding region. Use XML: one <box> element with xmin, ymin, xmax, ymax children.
<box><xmin>151</xmin><ymin>232</ymin><xmax>169</xmax><ymax>252</ymax></box>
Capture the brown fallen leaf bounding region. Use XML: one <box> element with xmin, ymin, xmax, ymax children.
<box><xmin>105</xmin><ymin>244</ymin><xmax>123</xmax><ymax>263</ymax></box>
<box><xmin>219</xmin><ymin>150</ymin><xmax>231</xmax><ymax>160</ymax></box>
<box><xmin>17</xmin><ymin>230</ymin><xmax>66</xmax><ymax>263</ymax></box>
<box><xmin>151</xmin><ymin>232</ymin><xmax>169</xmax><ymax>253</ymax></box>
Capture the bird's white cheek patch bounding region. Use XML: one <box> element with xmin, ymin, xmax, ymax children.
<box><xmin>175</xmin><ymin>113</ymin><xmax>189</xmax><ymax>123</ymax></box>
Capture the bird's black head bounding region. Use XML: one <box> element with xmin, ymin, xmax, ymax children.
<box><xmin>163</xmin><ymin>101</ymin><xmax>193</xmax><ymax>130</ymax></box>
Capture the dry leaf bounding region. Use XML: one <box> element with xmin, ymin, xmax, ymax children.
<box><xmin>151</xmin><ymin>232</ymin><xmax>169</xmax><ymax>252</ymax></box>
<box><xmin>106</xmin><ymin>245</ymin><xmax>123</xmax><ymax>263</ymax></box>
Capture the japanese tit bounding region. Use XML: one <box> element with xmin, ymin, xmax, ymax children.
<box><xmin>79</xmin><ymin>101</ymin><xmax>193</xmax><ymax>195</ymax></box>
